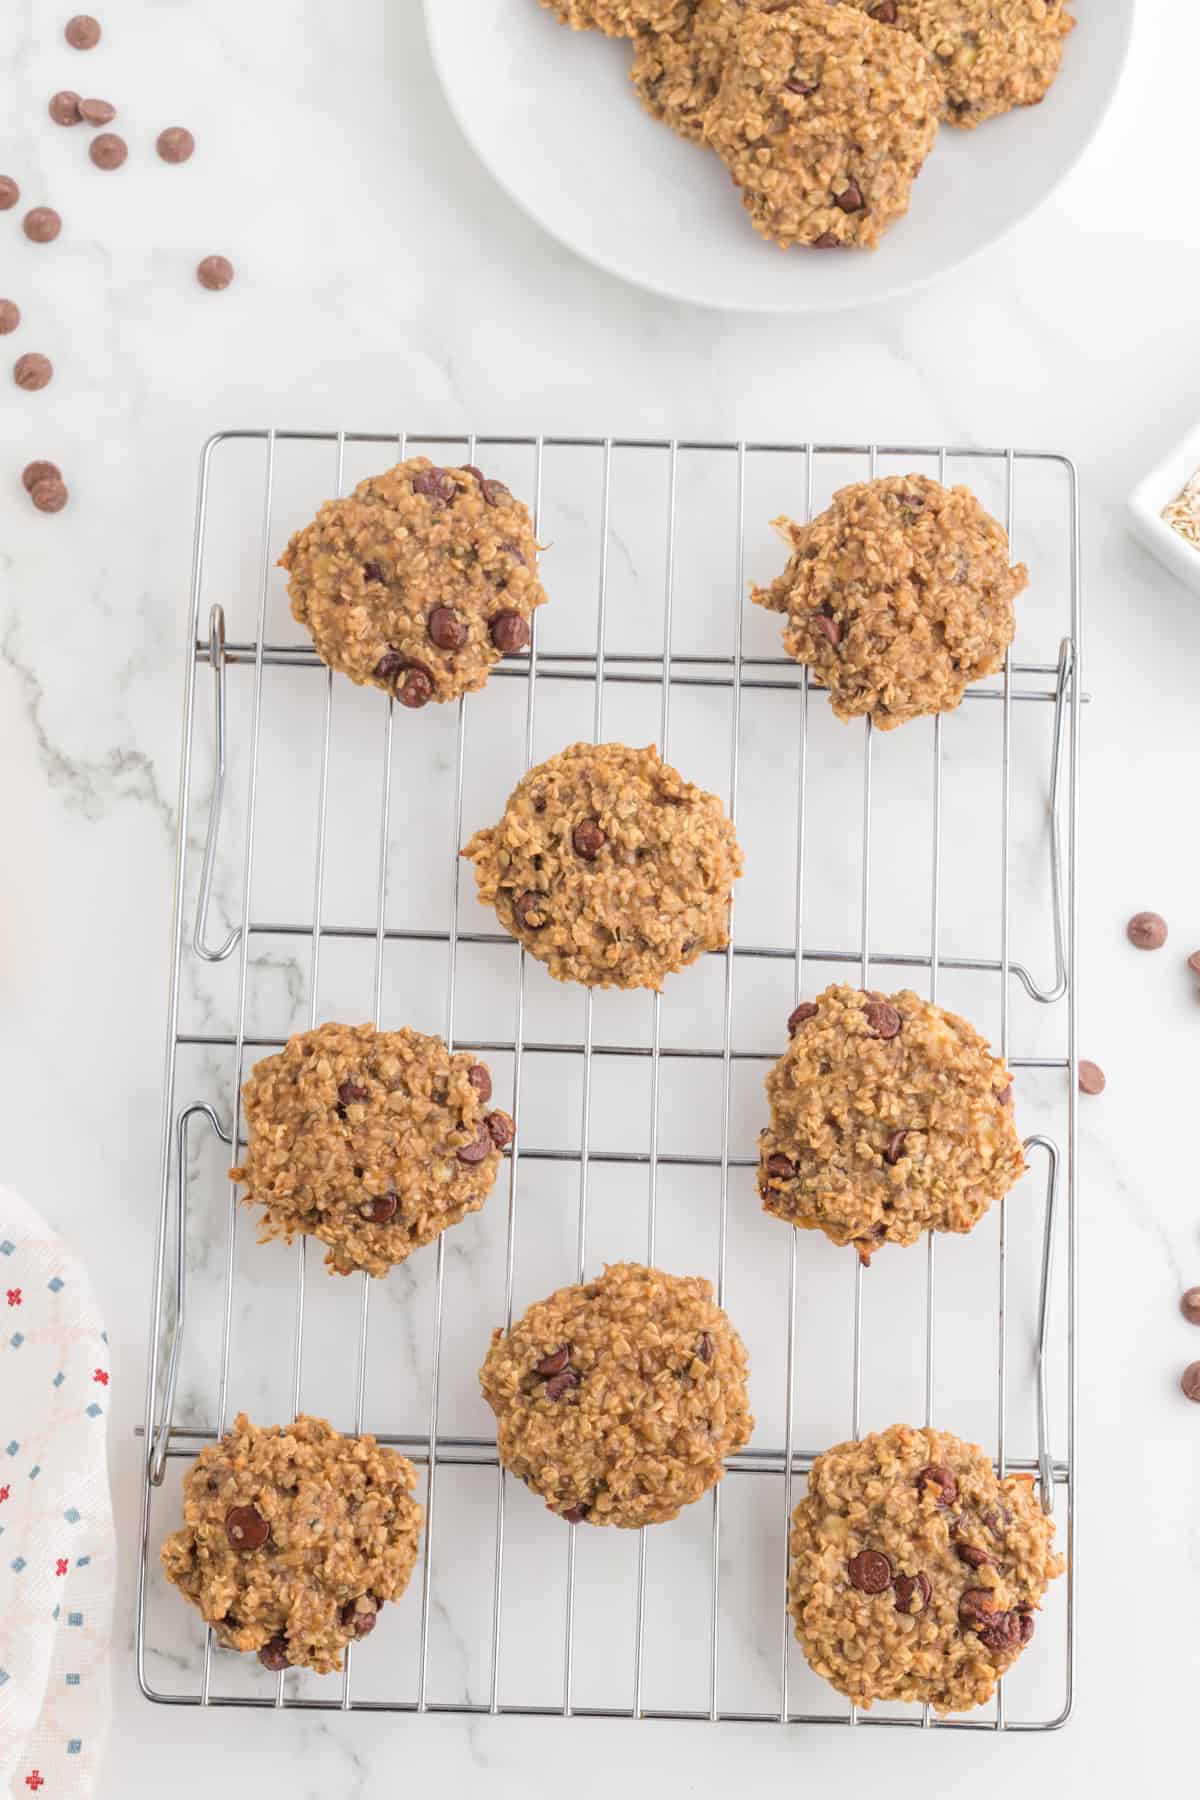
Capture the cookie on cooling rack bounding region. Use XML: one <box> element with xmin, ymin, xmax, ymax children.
<box><xmin>461</xmin><ymin>740</ymin><xmax>743</xmax><ymax>991</ymax></box>
<box><xmin>230</xmin><ymin>1022</ymin><xmax>513</xmax><ymax>1278</ymax></box>
<box><xmin>481</xmin><ymin>1262</ymin><xmax>753</xmax><ymax>1528</ymax></box>
<box><xmin>279</xmin><ymin>457</ymin><xmax>546</xmax><ymax>709</ymax></box>
<box><xmin>843</xmin><ymin>0</ymin><xmax>1075</xmax><ymax>128</ymax></box>
<box><xmin>752</xmin><ymin>474</ymin><xmax>1028</xmax><ymax>729</ymax></box>
<box><xmin>160</xmin><ymin>1413</ymin><xmax>423</xmax><ymax>1675</ymax></box>
<box><xmin>758</xmin><ymin>984</ymin><xmax>1024</xmax><ymax>1262</ymax></box>
<box><xmin>702</xmin><ymin>3</ymin><xmax>943</xmax><ymax>251</ymax></box>
<box><xmin>788</xmin><ymin>1422</ymin><xmax>1063</xmax><ymax>1713</ymax></box>
<box><xmin>540</xmin><ymin>0</ymin><xmax>691</xmax><ymax>36</ymax></box>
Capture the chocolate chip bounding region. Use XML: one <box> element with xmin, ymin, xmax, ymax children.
<box><xmin>955</xmin><ymin>1542</ymin><xmax>991</xmax><ymax>1570</ymax></box>
<box><xmin>23</xmin><ymin>208</ymin><xmax>62</xmax><ymax>244</ymax></box>
<box><xmin>997</xmin><ymin>1084</ymin><xmax>1013</xmax><ymax>1107</ymax></box>
<box><xmin>485</xmin><ymin>1110</ymin><xmax>514</xmax><ymax>1149</ymax></box>
<box><xmin>847</xmin><ymin>1550</ymin><xmax>892</xmax><ymax>1594</ymax></box>
<box><xmin>49</xmin><ymin>90</ymin><xmax>83</xmax><ymax>125</ymax></box>
<box><xmin>870</xmin><ymin>1</ymin><xmax>898</xmax><ymax>20</ymax></box>
<box><xmin>0</xmin><ymin>300</ymin><xmax>20</xmax><ymax>337</ymax></box>
<box><xmin>981</xmin><ymin>1504</ymin><xmax>1010</xmax><ymax>1536</ymax></box>
<box><xmin>572</xmin><ymin>818</ymin><xmax>605</xmax><ymax>861</ymax></box>
<box><xmin>1181</xmin><ymin>1287</ymin><xmax>1200</xmax><ymax>1326</ymax></box>
<box><xmin>788</xmin><ymin>1002</ymin><xmax>818</xmax><ymax>1034</ymax></box>
<box><xmin>480</xmin><ymin>478</ymin><xmax>510</xmax><ymax>506</ymax></box>
<box><xmin>696</xmin><ymin>1331</ymin><xmax>714</xmax><ymax>1364</ymax></box>
<box><xmin>1188</xmin><ymin>950</ymin><xmax>1200</xmax><ymax>977</ymax></box>
<box><xmin>257</xmin><ymin>1636</ymin><xmax>290</xmax><ymax>1671</ymax></box>
<box><xmin>1181</xmin><ymin>1361</ymin><xmax>1200</xmax><ymax>1402</ymax></box>
<box><xmin>412</xmin><ymin>466</ymin><xmax>457</xmax><ymax>505</ymax></box>
<box><xmin>337</xmin><ymin>1080</ymin><xmax>369</xmax><ymax>1106</ymax></box>
<box><xmin>562</xmin><ymin>1503</ymin><xmax>588</xmax><ymax>1523</ymax></box>
<box><xmin>461</xmin><ymin>464</ymin><xmax>484</xmax><ymax>483</ymax></box>
<box><xmin>428</xmin><ymin>605</ymin><xmax>467</xmax><ymax>650</ymax></box>
<box><xmin>157</xmin><ymin>126</ymin><xmax>195</xmax><ymax>164</ymax></box>
<box><xmin>23</xmin><ymin>460</ymin><xmax>62</xmax><ymax>493</ymax></box>
<box><xmin>456</xmin><ymin>1128</ymin><xmax>493</xmax><ymax>1164</ymax></box>
<box><xmin>490</xmin><ymin>609</ymin><xmax>530</xmax><ymax>654</ymax></box>
<box><xmin>893</xmin><ymin>1571</ymin><xmax>931</xmax><ymax>1614</ymax></box>
<box><xmin>957</xmin><ymin>1587</ymin><xmax>997</xmax><ymax>1630</ymax></box>
<box><xmin>14</xmin><ymin>353</ymin><xmax>53</xmax><ymax>391</ymax></box>
<box><xmin>883</xmin><ymin>1129</ymin><xmax>907</xmax><ymax>1166</ymax></box>
<box><xmin>765</xmin><ymin>1153</ymin><xmax>795</xmax><ymax>1180</ymax></box>
<box><xmin>863</xmin><ymin>999</ymin><xmax>901</xmax><ymax>1039</ymax></box>
<box><xmin>1078</xmin><ymin>1060</ymin><xmax>1105</xmax><ymax>1096</ymax></box>
<box><xmin>898</xmin><ymin>491</ymin><xmax>925</xmax><ymax>513</ymax></box>
<box><xmin>339</xmin><ymin>1599</ymin><xmax>378</xmax><ymax>1638</ymax></box>
<box><xmin>397</xmin><ymin>663</ymin><xmax>435</xmax><ymax>708</ymax></box>
<box><xmin>499</xmin><ymin>538</ymin><xmax>530</xmax><ymax>565</ymax></box>
<box><xmin>975</xmin><ymin>1608</ymin><xmax>1027</xmax><ymax>1653</ymax></box>
<box><xmin>65</xmin><ymin>15</ymin><xmax>102</xmax><ymax>49</ymax></box>
<box><xmin>197</xmin><ymin>254</ymin><xmax>234</xmax><ymax>291</ymax></box>
<box><xmin>30</xmin><ymin>477</ymin><xmax>68</xmax><ymax>513</ymax></box>
<box><xmin>916</xmin><ymin>1464</ymin><xmax>957</xmax><ymax>1507</ymax></box>
<box><xmin>360</xmin><ymin>1193</ymin><xmax>397</xmax><ymax>1224</ymax></box>
<box><xmin>535</xmin><ymin>1344</ymin><xmax>571</xmax><ymax>1378</ymax></box>
<box><xmin>89</xmin><ymin>132</ymin><xmax>127</xmax><ymax>170</ymax></box>
<box><xmin>784</xmin><ymin>78</ymin><xmax>814</xmax><ymax>95</ymax></box>
<box><xmin>468</xmin><ymin>1064</ymin><xmax>492</xmax><ymax>1104</ymax></box>
<box><xmin>225</xmin><ymin>1504</ymin><xmax>270</xmax><ymax>1551</ymax></box>
<box><xmin>544</xmin><ymin>1367</ymin><xmax>580</xmax><ymax>1402</ymax></box>
<box><xmin>362</xmin><ymin>561</ymin><xmax>384</xmax><ymax>584</ymax></box>
<box><xmin>1127</xmin><ymin>911</ymin><xmax>1167</xmax><ymax>950</ymax></box>
<box><xmin>835</xmin><ymin>180</ymin><xmax>864</xmax><ymax>214</ymax></box>
<box><xmin>79</xmin><ymin>97</ymin><xmax>116</xmax><ymax>124</ymax></box>
<box><xmin>513</xmin><ymin>890</ymin><xmax>546</xmax><ymax>931</ymax></box>
<box><xmin>1018</xmin><ymin>1612</ymin><xmax>1035</xmax><ymax>1645</ymax></box>
<box><xmin>812</xmin><ymin>607</ymin><xmax>842</xmax><ymax>647</ymax></box>
<box><xmin>0</xmin><ymin>177</ymin><xmax>19</xmax><ymax>211</ymax></box>
<box><xmin>813</xmin><ymin>231</ymin><xmax>840</xmax><ymax>248</ymax></box>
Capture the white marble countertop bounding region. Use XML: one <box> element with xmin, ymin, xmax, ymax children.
<box><xmin>2</xmin><ymin>0</ymin><xmax>1199</xmax><ymax>1794</ymax></box>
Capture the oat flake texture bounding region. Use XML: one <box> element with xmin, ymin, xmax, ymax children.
<box><xmin>842</xmin><ymin>0</ymin><xmax>1075</xmax><ymax>128</ymax></box>
<box><xmin>541</xmin><ymin>0</ymin><xmax>692</xmax><ymax>36</ymax></box>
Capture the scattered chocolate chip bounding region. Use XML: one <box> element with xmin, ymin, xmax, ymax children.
<box><xmin>1181</xmin><ymin>1361</ymin><xmax>1200</xmax><ymax>1402</ymax></box>
<box><xmin>14</xmin><ymin>353</ymin><xmax>53</xmax><ymax>391</ymax></box>
<box><xmin>847</xmin><ymin>1550</ymin><xmax>892</xmax><ymax>1594</ymax></box>
<box><xmin>981</xmin><ymin>1505</ymin><xmax>1010</xmax><ymax>1536</ymax></box>
<box><xmin>374</xmin><ymin>649</ymin><xmax>404</xmax><ymax>686</ymax></box>
<box><xmin>863</xmin><ymin>999</ymin><xmax>901</xmax><ymax>1039</ymax></box>
<box><xmin>0</xmin><ymin>300</ymin><xmax>20</xmax><ymax>335</ymax></box>
<box><xmin>65</xmin><ymin>14</ymin><xmax>102</xmax><ymax>49</ymax></box>
<box><xmin>562</xmin><ymin>1503</ymin><xmax>588</xmax><ymax>1523</ymax></box>
<box><xmin>468</xmin><ymin>1064</ymin><xmax>492</xmax><ymax>1104</ymax></box>
<box><xmin>1187</xmin><ymin>949</ymin><xmax>1200</xmax><ymax>977</ymax></box>
<box><xmin>461</xmin><ymin>463</ymin><xmax>484</xmax><ymax>483</ymax></box>
<box><xmin>1127</xmin><ymin>911</ymin><xmax>1167</xmax><ymax>950</ymax></box>
<box><xmin>813</xmin><ymin>231</ymin><xmax>840</xmax><ymax>248</ymax></box>
<box><xmin>456</xmin><ymin>1129</ymin><xmax>494</xmax><ymax>1165</ymax></box>
<box><xmin>957</xmin><ymin>1587</ymin><xmax>997</xmax><ymax>1630</ymax></box>
<box><xmin>1180</xmin><ymin>1287</ymin><xmax>1200</xmax><ymax>1326</ymax></box>
<box><xmin>997</xmin><ymin>1084</ymin><xmax>1013</xmax><ymax>1107</ymax></box>
<box><xmin>916</xmin><ymin>1464</ymin><xmax>957</xmax><ymax>1507</ymax></box>
<box><xmin>49</xmin><ymin>90</ymin><xmax>83</xmax><ymax>125</ymax></box>
<box><xmin>787</xmin><ymin>1001</ymin><xmax>818</xmax><ymax>1034</ymax></box>
<box><xmin>513</xmin><ymin>890</ymin><xmax>546</xmax><ymax>931</ymax></box>
<box><xmin>765</xmin><ymin>1153</ymin><xmax>795</xmax><ymax>1180</ymax></box>
<box><xmin>572</xmin><ymin>818</ymin><xmax>605</xmax><ymax>861</ymax></box>
<box><xmin>812</xmin><ymin>606</ymin><xmax>842</xmax><ymax>647</ymax></box>
<box><xmin>0</xmin><ymin>177</ymin><xmax>19</xmax><ymax>210</ymax></box>
<box><xmin>490</xmin><ymin>608</ymin><xmax>530</xmax><ymax>654</ymax></box>
<box><xmin>412</xmin><ymin>465</ymin><xmax>457</xmax><ymax>504</ymax></box>
<box><xmin>257</xmin><ymin>1636</ymin><xmax>290</xmax><ymax>1671</ymax></box>
<box><xmin>337</xmin><ymin>1080</ymin><xmax>369</xmax><ymax>1106</ymax></box>
<box><xmin>893</xmin><ymin>1571</ymin><xmax>931</xmax><ymax>1614</ymax></box>
<box><xmin>784</xmin><ymin>77</ymin><xmax>814</xmax><ymax>95</ymax></box>
<box><xmin>157</xmin><ymin>126</ymin><xmax>195</xmax><ymax>164</ymax></box>
<box><xmin>30</xmin><ymin>477</ymin><xmax>69</xmax><ymax>513</ymax></box>
<box><xmin>835</xmin><ymin>180</ymin><xmax>864</xmax><ymax>213</ymax></box>
<box><xmin>1078</xmin><ymin>1060</ymin><xmax>1105</xmax><ymax>1096</ymax></box>
<box><xmin>89</xmin><ymin>132</ymin><xmax>127</xmax><ymax>170</ymax></box>
<box><xmin>480</xmin><ymin>477</ymin><xmax>510</xmax><ymax>506</ymax></box>
<box><xmin>428</xmin><ymin>605</ymin><xmax>467</xmax><ymax>650</ymax></box>
<box><xmin>394</xmin><ymin>662</ymin><xmax>434</xmax><ymax>708</ymax></box>
<box><xmin>485</xmin><ymin>1110</ymin><xmax>514</xmax><ymax>1149</ymax></box>
<box><xmin>224</xmin><ymin>1504</ymin><xmax>270</xmax><ymax>1551</ymax></box>
<box><xmin>696</xmin><ymin>1331</ymin><xmax>714</xmax><ymax>1364</ymax></box>
<box><xmin>975</xmin><ymin>1608</ymin><xmax>1027</xmax><ymax>1653</ymax></box>
<box><xmin>361</xmin><ymin>1193</ymin><xmax>397</xmax><ymax>1224</ymax></box>
<box><xmin>339</xmin><ymin>1599</ymin><xmax>378</xmax><ymax>1638</ymax></box>
<box><xmin>870</xmin><ymin>0</ymin><xmax>898</xmax><ymax>20</ymax></box>
<box><xmin>196</xmin><ymin>254</ymin><xmax>234</xmax><ymax>291</ymax></box>
<box><xmin>883</xmin><ymin>1129</ymin><xmax>907</xmax><ymax>1165</ymax></box>
<box><xmin>24</xmin><ymin>207</ymin><xmax>62</xmax><ymax>244</ymax></box>
<box><xmin>361</xmin><ymin>561</ymin><xmax>384</xmax><ymax>584</ymax></box>
<box><xmin>535</xmin><ymin>1344</ymin><xmax>571</xmax><ymax>1378</ymax></box>
<box><xmin>955</xmin><ymin>1542</ymin><xmax>992</xmax><ymax>1570</ymax></box>
<box><xmin>499</xmin><ymin>538</ymin><xmax>529</xmax><ymax>565</ymax></box>
<box><xmin>22</xmin><ymin>460</ymin><xmax>62</xmax><ymax>493</ymax></box>
<box><xmin>545</xmin><ymin>1367</ymin><xmax>581</xmax><ymax>1402</ymax></box>
<box><xmin>79</xmin><ymin>97</ymin><xmax>116</xmax><ymax>124</ymax></box>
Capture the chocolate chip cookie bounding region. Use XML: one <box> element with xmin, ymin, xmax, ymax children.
<box><xmin>160</xmin><ymin>1413</ymin><xmax>423</xmax><ymax>1676</ymax></box>
<box><xmin>845</xmin><ymin>0</ymin><xmax>1074</xmax><ymax>128</ymax></box>
<box><xmin>753</xmin><ymin>475</ymin><xmax>1028</xmax><ymax>729</ymax></box>
<box><xmin>630</xmin><ymin>0</ymin><xmax>731</xmax><ymax>144</ymax></box>
<box><xmin>703</xmin><ymin>3</ymin><xmax>943</xmax><ymax>250</ymax></box>
<box><xmin>481</xmin><ymin>1262</ymin><xmax>753</xmax><ymax>1528</ymax></box>
<box><xmin>461</xmin><ymin>741</ymin><xmax>743</xmax><ymax>991</ymax></box>
<box><xmin>541</xmin><ymin>0</ymin><xmax>691</xmax><ymax>35</ymax></box>
<box><xmin>279</xmin><ymin>457</ymin><xmax>546</xmax><ymax>708</ymax></box>
<box><xmin>759</xmin><ymin>985</ymin><xmax>1024</xmax><ymax>1261</ymax></box>
<box><xmin>789</xmin><ymin>1422</ymin><xmax>1063</xmax><ymax>1712</ymax></box>
<box><xmin>231</xmin><ymin>1022</ymin><xmax>513</xmax><ymax>1278</ymax></box>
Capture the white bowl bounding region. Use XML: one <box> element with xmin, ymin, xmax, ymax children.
<box><xmin>1128</xmin><ymin>423</ymin><xmax>1200</xmax><ymax>597</ymax></box>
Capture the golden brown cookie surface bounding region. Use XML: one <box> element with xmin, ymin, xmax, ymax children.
<box><xmin>844</xmin><ymin>0</ymin><xmax>1074</xmax><ymax>127</ymax></box>
<box><xmin>541</xmin><ymin>0</ymin><xmax>691</xmax><ymax>34</ymax></box>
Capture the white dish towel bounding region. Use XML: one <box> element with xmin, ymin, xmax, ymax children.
<box><xmin>0</xmin><ymin>1185</ymin><xmax>115</xmax><ymax>1800</ymax></box>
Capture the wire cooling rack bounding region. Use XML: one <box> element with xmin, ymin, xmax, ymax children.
<box><xmin>136</xmin><ymin>431</ymin><xmax>1081</xmax><ymax>1731</ymax></box>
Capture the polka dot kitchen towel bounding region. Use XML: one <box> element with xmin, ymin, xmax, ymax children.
<box><xmin>0</xmin><ymin>1185</ymin><xmax>115</xmax><ymax>1799</ymax></box>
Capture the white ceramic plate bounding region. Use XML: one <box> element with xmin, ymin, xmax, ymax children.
<box><xmin>425</xmin><ymin>0</ymin><xmax>1133</xmax><ymax>313</ymax></box>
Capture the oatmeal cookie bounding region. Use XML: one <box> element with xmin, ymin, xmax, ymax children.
<box><xmin>845</xmin><ymin>0</ymin><xmax>1074</xmax><ymax>128</ymax></box>
<box><xmin>160</xmin><ymin>1413</ymin><xmax>423</xmax><ymax>1676</ymax></box>
<box><xmin>753</xmin><ymin>475</ymin><xmax>1028</xmax><ymax>729</ymax></box>
<box><xmin>759</xmin><ymin>984</ymin><xmax>1024</xmax><ymax>1260</ymax></box>
<box><xmin>461</xmin><ymin>741</ymin><xmax>743</xmax><ymax>991</ymax></box>
<box><xmin>231</xmin><ymin>1022</ymin><xmax>513</xmax><ymax>1278</ymax></box>
<box><xmin>279</xmin><ymin>457</ymin><xmax>546</xmax><ymax>708</ymax></box>
<box><xmin>703</xmin><ymin>3</ymin><xmax>943</xmax><ymax>251</ymax></box>
<box><xmin>481</xmin><ymin>1262</ymin><xmax>753</xmax><ymax>1527</ymax></box>
<box><xmin>788</xmin><ymin>1423</ymin><xmax>1063</xmax><ymax>1712</ymax></box>
<box><xmin>540</xmin><ymin>0</ymin><xmax>691</xmax><ymax>35</ymax></box>
<box><xmin>631</xmin><ymin>0</ymin><xmax>795</xmax><ymax>145</ymax></box>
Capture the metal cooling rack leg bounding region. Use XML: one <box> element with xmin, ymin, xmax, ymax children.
<box><xmin>1024</xmin><ymin>1135</ymin><xmax>1061</xmax><ymax>1514</ymax></box>
<box><xmin>192</xmin><ymin>604</ymin><xmax>240</xmax><ymax>963</ymax></box>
